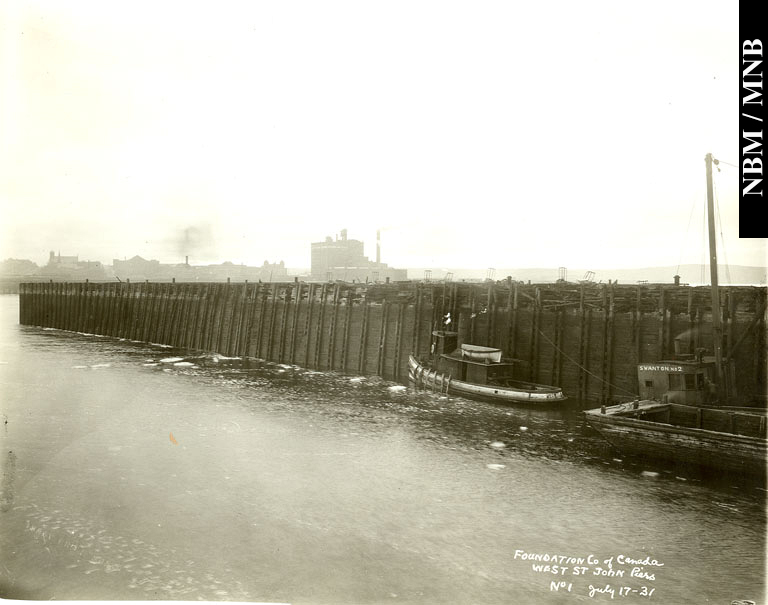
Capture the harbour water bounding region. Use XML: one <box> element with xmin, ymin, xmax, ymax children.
<box><xmin>0</xmin><ymin>294</ymin><xmax>764</xmax><ymax>603</ymax></box>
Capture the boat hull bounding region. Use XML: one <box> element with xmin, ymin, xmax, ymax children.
<box><xmin>585</xmin><ymin>404</ymin><xmax>768</xmax><ymax>476</ymax></box>
<box><xmin>408</xmin><ymin>355</ymin><xmax>567</xmax><ymax>405</ymax></box>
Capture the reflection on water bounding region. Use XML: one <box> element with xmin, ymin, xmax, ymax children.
<box><xmin>0</xmin><ymin>295</ymin><xmax>765</xmax><ymax>604</ymax></box>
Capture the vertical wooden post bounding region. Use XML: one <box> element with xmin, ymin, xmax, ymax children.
<box><xmin>164</xmin><ymin>282</ymin><xmax>177</xmax><ymax>346</ymax></box>
<box><xmin>327</xmin><ymin>284</ymin><xmax>340</xmax><ymax>369</ymax></box>
<box><xmin>37</xmin><ymin>282</ymin><xmax>44</xmax><ymax>327</ymax></box>
<box><xmin>599</xmin><ymin>284</ymin><xmax>608</xmax><ymax>404</ymax></box>
<box><xmin>266</xmin><ymin>285</ymin><xmax>279</xmax><ymax>361</ymax></box>
<box><xmin>148</xmin><ymin>283</ymin><xmax>163</xmax><ymax>344</ymax></box>
<box><xmin>412</xmin><ymin>284</ymin><xmax>422</xmax><ymax>358</ymax></box>
<box><xmin>63</xmin><ymin>283</ymin><xmax>71</xmax><ymax>331</ymax></box>
<box><xmin>209</xmin><ymin>282</ymin><xmax>223</xmax><ymax>352</ymax></box>
<box><xmin>79</xmin><ymin>281</ymin><xmax>93</xmax><ymax>334</ymax></box>
<box><xmin>451</xmin><ymin>283</ymin><xmax>459</xmax><ymax>334</ymax></box>
<box><xmin>82</xmin><ymin>281</ymin><xmax>91</xmax><ymax>333</ymax></box>
<box><xmin>529</xmin><ymin>287</ymin><xmax>540</xmax><ymax>381</ymax></box>
<box><xmin>93</xmin><ymin>283</ymin><xmax>102</xmax><ymax>335</ymax></box>
<box><xmin>212</xmin><ymin>282</ymin><xmax>228</xmax><ymax>354</ymax></box>
<box><xmin>378</xmin><ymin>300</ymin><xmax>389</xmax><ymax>377</ymax></box>
<box><xmin>658</xmin><ymin>286</ymin><xmax>666</xmax><ymax>361</ymax></box>
<box><xmin>101</xmin><ymin>283</ymin><xmax>112</xmax><ymax>336</ymax></box>
<box><xmin>244</xmin><ymin>283</ymin><xmax>261</xmax><ymax>358</ymax></box>
<box><xmin>394</xmin><ymin>302</ymin><xmax>404</xmax><ymax>380</ymax></box>
<box><xmin>341</xmin><ymin>288</ymin><xmax>352</xmax><ymax>371</ymax></box>
<box><xmin>115</xmin><ymin>283</ymin><xmax>125</xmax><ymax>338</ymax></box>
<box><xmin>726</xmin><ymin>289</ymin><xmax>736</xmax><ymax>359</ymax></box>
<box><xmin>509</xmin><ymin>282</ymin><xmax>519</xmax><ymax>359</ymax></box>
<box><xmin>188</xmin><ymin>283</ymin><xmax>200</xmax><ymax>349</ymax></box>
<box><xmin>28</xmin><ymin>283</ymin><xmax>34</xmax><ymax>325</ymax></box>
<box><xmin>359</xmin><ymin>294</ymin><xmax>369</xmax><ymax>374</ymax></box>
<box><xmin>580</xmin><ymin>308</ymin><xmax>592</xmax><ymax>403</ymax></box>
<box><xmin>225</xmin><ymin>283</ymin><xmax>240</xmax><ymax>356</ymax></box>
<box><xmin>234</xmin><ymin>283</ymin><xmax>247</xmax><ymax>356</ymax></box>
<box><xmin>313</xmin><ymin>284</ymin><xmax>327</xmax><ymax>369</ymax></box>
<box><xmin>52</xmin><ymin>283</ymin><xmax>59</xmax><ymax>329</ymax></box>
<box><xmin>48</xmin><ymin>282</ymin><xmax>55</xmax><ymax>328</ymax></box>
<box><xmin>134</xmin><ymin>283</ymin><xmax>147</xmax><ymax>342</ymax></box>
<box><xmin>51</xmin><ymin>282</ymin><xmax>59</xmax><ymax>329</ymax></box>
<box><xmin>70</xmin><ymin>282</ymin><xmax>79</xmax><ymax>332</ymax></box>
<box><xmin>56</xmin><ymin>282</ymin><xmax>67</xmax><ymax>330</ymax></box>
<box><xmin>254</xmin><ymin>284</ymin><xmax>268</xmax><ymax>359</ymax></box>
<box><xmin>47</xmin><ymin>282</ymin><xmax>55</xmax><ymax>328</ymax></box>
<box><xmin>136</xmin><ymin>283</ymin><xmax>147</xmax><ymax>342</ymax></box>
<box><xmin>278</xmin><ymin>285</ymin><xmax>291</xmax><ymax>363</ymax></box>
<box><xmin>179</xmin><ymin>283</ymin><xmax>192</xmax><ymax>348</ymax></box>
<box><xmin>605</xmin><ymin>282</ymin><xmax>615</xmax><ymax>404</ymax></box>
<box><xmin>163</xmin><ymin>282</ymin><xmax>174</xmax><ymax>345</ymax></box>
<box><xmin>303</xmin><ymin>284</ymin><xmax>315</xmax><ymax>367</ymax></box>
<box><xmin>117</xmin><ymin>282</ymin><xmax>128</xmax><ymax>339</ymax></box>
<box><xmin>121</xmin><ymin>282</ymin><xmax>131</xmax><ymax>340</ymax></box>
<box><xmin>755</xmin><ymin>292</ymin><xmax>766</xmax><ymax>391</ymax></box>
<box><xmin>233</xmin><ymin>283</ymin><xmax>248</xmax><ymax>357</ymax></box>
<box><xmin>130</xmin><ymin>282</ymin><xmax>142</xmax><ymax>340</ymax></box>
<box><xmin>485</xmin><ymin>283</ymin><xmax>493</xmax><ymax>347</ymax></box>
<box><xmin>152</xmin><ymin>283</ymin><xmax>165</xmax><ymax>344</ymax></box>
<box><xmin>551</xmin><ymin>309</ymin><xmax>563</xmax><ymax>385</ymax></box>
<box><xmin>687</xmin><ymin>288</ymin><xmax>695</xmax><ymax>355</ymax></box>
<box><xmin>110</xmin><ymin>283</ymin><xmax>122</xmax><ymax>338</ymax></box>
<box><xmin>171</xmin><ymin>283</ymin><xmax>183</xmax><ymax>347</ymax></box>
<box><xmin>469</xmin><ymin>287</ymin><xmax>476</xmax><ymax>343</ymax></box>
<box><xmin>288</xmin><ymin>283</ymin><xmax>302</xmax><ymax>363</ymax></box>
<box><xmin>203</xmin><ymin>283</ymin><xmax>215</xmax><ymax>352</ymax></box>
<box><xmin>439</xmin><ymin>280</ymin><xmax>447</xmax><ymax>331</ymax></box>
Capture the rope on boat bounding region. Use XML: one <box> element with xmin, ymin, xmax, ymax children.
<box><xmin>535</xmin><ymin>328</ymin><xmax>639</xmax><ymax>398</ymax></box>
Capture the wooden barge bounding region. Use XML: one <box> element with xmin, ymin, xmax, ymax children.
<box><xmin>584</xmin><ymin>400</ymin><xmax>767</xmax><ymax>476</ymax></box>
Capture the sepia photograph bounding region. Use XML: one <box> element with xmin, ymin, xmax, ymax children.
<box><xmin>1</xmin><ymin>1</ymin><xmax>766</xmax><ymax>603</ymax></box>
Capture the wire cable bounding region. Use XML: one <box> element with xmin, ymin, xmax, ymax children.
<box><xmin>712</xmin><ymin>168</ymin><xmax>732</xmax><ymax>284</ymax></box>
<box><xmin>535</xmin><ymin>328</ymin><xmax>639</xmax><ymax>398</ymax></box>
<box><xmin>677</xmin><ymin>196</ymin><xmax>700</xmax><ymax>277</ymax></box>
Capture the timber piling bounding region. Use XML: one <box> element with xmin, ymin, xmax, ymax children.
<box><xmin>17</xmin><ymin>280</ymin><xmax>768</xmax><ymax>404</ymax></box>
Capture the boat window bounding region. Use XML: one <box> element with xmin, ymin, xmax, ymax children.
<box><xmin>684</xmin><ymin>373</ymin><xmax>697</xmax><ymax>390</ymax></box>
<box><xmin>696</xmin><ymin>373</ymin><xmax>705</xmax><ymax>389</ymax></box>
<box><xmin>644</xmin><ymin>380</ymin><xmax>653</xmax><ymax>388</ymax></box>
<box><xmin>668</xmin><ymin>374</ymin><xmax>684</xmax><ymax>390</ymax></box>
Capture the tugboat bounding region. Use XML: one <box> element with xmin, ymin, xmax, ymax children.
<box><xmin>408</xmin><ymin>330</ymin><xmax>567</xmax><ymax>405</ymax></box>
<box><xmin>584</xmin><ymin>153</ymin><xmax>768</xmax><ymax>475</ymax></box>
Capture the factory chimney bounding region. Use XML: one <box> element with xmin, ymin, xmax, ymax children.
<box><xmin>376</xmin><ymin>230</ymin><xmax>381</xmax><ymax>265</ymax></box>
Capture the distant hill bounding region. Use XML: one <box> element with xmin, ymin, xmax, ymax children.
<box><xmin>405</xmin><ymin>265</ymin><xmax>767</xmax><ymax>286</ymax></box>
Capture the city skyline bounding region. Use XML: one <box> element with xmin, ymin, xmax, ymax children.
<box><xmin>1</xmin><ymin>1</ymin><xmax>766</xmax><ymax>273</ymax></box>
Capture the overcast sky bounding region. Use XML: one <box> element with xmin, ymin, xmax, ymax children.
<box><xmin>1</xmin><ymin>0</ymin><xmax>764</xmax><ymax>271</ymax></box>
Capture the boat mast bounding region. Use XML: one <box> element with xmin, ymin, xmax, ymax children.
<box><xmin>705</xmin><ymin>153</ymin><xmax>724</xmax><ymax>394</ymax></box>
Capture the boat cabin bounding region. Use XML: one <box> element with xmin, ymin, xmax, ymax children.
<box><xmin>637</xmin><ymin>359</ymin><xmax>717</xmax><ymax>405</ymax></box>
<box><xmin>431</xmin><ymin>331</ymin><xmax>516</xmax><ymax>386</ymax></box>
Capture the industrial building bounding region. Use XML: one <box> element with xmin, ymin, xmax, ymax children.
<box><xmin>310</xmin><ymin>229</ymin><xmax>407</xmax><ymax>282</ymax></box>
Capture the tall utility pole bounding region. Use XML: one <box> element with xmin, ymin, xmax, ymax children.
<box><xmin>705</xmin><ymin>153</ymin><xmax>724</xmax><ymax>395</ymax></box>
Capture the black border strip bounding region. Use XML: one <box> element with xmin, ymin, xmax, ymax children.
<box><xmin>739</xmin><ymin>30</ymin><xmax>765</xmax><ymax>237</ymax></box>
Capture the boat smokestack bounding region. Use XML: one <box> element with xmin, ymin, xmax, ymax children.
<box><xmin>376</xmin><ymin>230</ymin><xmax>381</xmax><ymax>265</ymax></box>
<box><xmin>673</xmin><ymin>274</ymin><xmax>680</xmax><ymax>286</ymax></box>
<box><xmin>185</xmin><ymin>255</ymin><xmax>189</xmax><ymax>266</ymax></box>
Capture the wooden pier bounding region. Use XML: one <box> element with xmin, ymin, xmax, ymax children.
<box><xmin>18</xmin><ymin>280</ymin><xmax>767</xmax><ymax>404</ymax></box>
